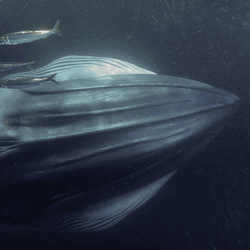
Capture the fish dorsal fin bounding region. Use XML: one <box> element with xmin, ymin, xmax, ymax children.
<box><xmin>37</xmin><ymin>170</ymin><xmax>176</xmax><ymax>232</ymax></box>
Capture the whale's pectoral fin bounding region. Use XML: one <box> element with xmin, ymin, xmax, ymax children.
<box><xmin>36</xmin><ymin>170</ymin><xmax>177</xmax><ymax>232</ymax></box>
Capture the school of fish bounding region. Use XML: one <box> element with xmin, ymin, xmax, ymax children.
<box><xmin>0</xmin><ymin>20</ymin><xmax>61</xmax><ymax>88</ymax></box>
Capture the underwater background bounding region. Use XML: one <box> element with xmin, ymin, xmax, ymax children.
<box><xmin>0</xmin><ymin>0</ymin><xmax>249</xmax><ymax>249</ymax></box>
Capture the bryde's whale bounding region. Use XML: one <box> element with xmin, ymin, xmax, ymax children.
<box><xmin>0</xmin><ymin>56</ymin><xmax>239</xmax><ymax>232</ymax></box>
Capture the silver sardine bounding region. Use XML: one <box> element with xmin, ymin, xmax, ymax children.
<box><xmin>0</xmin><ymin>61</ymin><xmax>35</xmax><ymax>72</ymax></box>
<box><xmin>0</xmin><ymin>20</ymin><xmax>61</xmax><ymax>45</ymax></box>
<box><xmin>0</xmin><ymin>73</ymin><xmax>59</xmax><ymax>88</ymax></box>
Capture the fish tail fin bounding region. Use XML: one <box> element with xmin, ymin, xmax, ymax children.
<box><xmin>27</xmin><ymin>61</ymin><xmax>35</xmax><ymax>70</ymax></box>
<box><xmin>53</xmin><ymin>20</ymin><xmax>62</xmax><ymax>36</ymax></box>
<box><xmin>47</xmin><ymin>73</ymin><xmax>60</xmax><ymax>85</ymax></box>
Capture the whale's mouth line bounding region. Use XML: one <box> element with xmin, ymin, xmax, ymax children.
<box><xmin>20</xmin><ymin>81</ymin><xmax>232</xmax><ymax>96</ymax></box>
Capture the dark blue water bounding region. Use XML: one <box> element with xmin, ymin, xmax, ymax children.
<box><xmin>0</xmin><ymin>0</ymin><xmax>249</xmax><ymax>249</ymax></box>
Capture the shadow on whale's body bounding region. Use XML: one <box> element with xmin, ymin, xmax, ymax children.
<box><xmin>0</xmin><ymin>56</ymin><xmax>239</xmax><ymax>232</ymax></box>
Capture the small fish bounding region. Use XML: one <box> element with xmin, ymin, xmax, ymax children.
<box><xmin>0</xmin><ymin>20</ymin><xmax>61</xmax><ymax>45</ymax></box>
<box><xmin>0</xmin><ymin>73</ymin><xmax>59</xmax><ymax>88</ymax></box>
<box><xmin>0</xmin><ymin>61</ymin><xmax>35</xmax><ymax>72</ymax></box>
